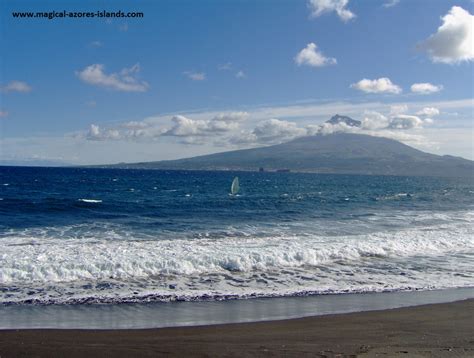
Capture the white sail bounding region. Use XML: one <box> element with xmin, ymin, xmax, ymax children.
<box><xmin>231</xmin><ymin>177</ymin><xmax>240</xmax><ymax>195</ymax></box>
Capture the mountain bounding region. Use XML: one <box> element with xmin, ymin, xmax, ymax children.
<box><xmin>326</xmin><ymin>114</ymin><xmax>361</xmax><ymax>127</ymax></box>
<box><xmin>103</xmin><ymin>133</ymin><xmax>474</xmax><ymax>178</ymax></box>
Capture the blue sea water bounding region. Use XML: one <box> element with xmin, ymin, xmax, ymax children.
<box><xmin>0</xmin><ymin>166</ymin><xmax>473</xmax><ymax>305</ymax></box>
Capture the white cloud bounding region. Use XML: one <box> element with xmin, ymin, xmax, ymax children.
<box><xmin>351</xmin><ymin>77</ymin><xmax>402</xmax><ymax>94</ymax></box>
<box><xmin>362</xmin><ymin>110</ymin><xmax>434</xmax><ymax>131</ymax></box>
<box><xmin>76</xmin><ymin>64</ymin><xmax>149</xmax><ymax>92</ymax></box>
<box><xmin>388</xmin><ymin>115</ymin><xmax>426</xmax><ymax>129</ymax></box>
<box><xmin>86</xmin><ymin>124</ymin><xmax>121</xmax><ymax>141</ymax></box>
<box><xmin>421</xmin><ymin>6</ymin><xmax>474</xmax><ymax>64</ymax></box>
<box><xmin>76</xmin><ymin>98</ymin><xmax>474</xmax><ymax>156</ymax></box>
<box><xmin>235</xmin><ymin>70</ymin><xmax>246</xmax><ymax>79</ymax></box>
<box><xmin>1</xmin><ymin>80</ymin><xmax>32</xmax><ymax>93</ymax></box>
<box><xmin>308</xmin><ymin>0</ymin><xmax>355</xmax><ymax>22</ymax></box>
<box><xmin>416</xmin><ymin>107</ymin><xmax>440</xmax><ymax>117</ymax></box>
<box><xmin>389</xmin><ymin>104</ymin><xmax>408</xmax><ymax>116</ymax></box>
<box><xmin>83</xmin><ymin>112</ymin><xmax>250</xmax><ymax>143</ymax></box>
<box><xmin>316</xmin><ymin>121</ymin><xmax>359</xmax><ymax>135</ymax></box>
<box><xmin>211</xmin><ymin>112</ymin><xmax>249</xmax><ymax>122</ymax></box>
<box><xmin>410</xmin><ymin>82</ymin><xmax>443</xmax><ymax>94</ymax></box>
<box><xmin>252</xmin><ymin>119</ymin><xmax>308</xmax><ymax>144</ymax></box>
<box><xmin>165</xmin><ymin>116</ymin><xmax>210</xmax><ymax>137</ymax></box>
<box><xmin>383</xmin><ymin>0</ymin><xmax>400</xmax><ymax>8</ymax></box>
<box><xmin>295</xmin><ymin>43</ymin><xmax>337</xmax><ymax>67</ymax></box>
<box><xmin>184</xmin><ymin>71</ymin><xmax>206</xmax><ymax>81</ymax></box>
<box><xmin>361</xmin><ymin>111</ymin><xmax>391</xmax><ymax>130</ymax></box>
<box><xmin>165</xmin><ymin>112</ymin><xmax>249</xmax><ymax>138</ymax></box>
<box><xmin>88</xmin><ymin>124</ymin><xmax>100</xmax><ymax>138</ymax></box>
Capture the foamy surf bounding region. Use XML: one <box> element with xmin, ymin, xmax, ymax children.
<box><xmin>78</xmin><ymin>199</ymin><xmax>102</xmax><ymax>203</ymax></box>
<box><xmin>1</xmin><ymin>219</ymin><xmax>473</xmax><ymax>305</ymax></box>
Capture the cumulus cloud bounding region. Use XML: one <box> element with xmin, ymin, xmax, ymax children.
<box><xmin>86</xmin><ymin>124</ymin><xmax>121</xmax><ymax>141</ymax></box>
<box><xmin>165</xmin><ymin>116</ymin><xmax>210</xmax><ymax>137</ymax></box>
<box><xmin>389</xmin><ymin>104</ymin><xmax>408</xmax><ymax>116</ymax></box>
<box><xmin>361</xmin><ymin>111</ymin><xmax>391</xmax><ymax>130</ymax></box>
<box><xmin>410</xmin><ymin>82</ymin><xmax>443</xmax><ymax>94</ymax></box>
<box><xmin>1</xmin><ymin>80</ymin><xmax>32</xmax><ymax>93</ymax></box>
<box><xmin>416</xmin><ymin>107</ymin><xmax>440</xmax><ymax>117</ymax></box>
<box><xmin>361</xmin><ymin>110</ymin><xmax>434</xmax><ymax>131</ymax></box>
<box><xmin>165</xmin><ymin>112</ymin><xmax>249</xmax><ymax>137</ymax></box>
<box><xmin>295</xmin><ymin>43</ymin><xmax>337</xmax><ymax>67</ymax></box>
<box><xmin>252</xmin><ymin>119</ymin><xmax>308</xmax><ymax>144</ymax></box>
<box><xmin>316</xmin><ymin>121</ymin><xmax>360</xmax><ymax>135</ymax></box>
<box><xmin>308</xmin><ymin>0</ymin><xmax>355</xmax><ymax>22</ymax></box>
<box><xmin>388</xmin><ymin>115</ymin><xmax>426</xmax><ymax>129</ymax></box>
<box><xmin>350</xmin><ymin>77</ymin><xmax>402</xmax><ymax>94</ymax></box>
<box><xmin>235</xmin><ymin>70</ymin><xmax>246</xmax><ymax>79</ymax></box>
<box><xmin>80</xmin><ymin>98</ymin><xmax>446</xmax><ymax>151</ymax></box>
<box><xmin>420</xmin><ymin>6</ymin><xmax>474</xmax><ymax>64</ymax></box>
<box><xmin>383</xmin><ymin>0</ymin><xmax>400</xmax><ymax>8</ymax></box>
<box><xmin>83</xmin><ymin>112</ymin><xmax>250</xmax><ymax>143</ymax></box>
<box><xmin>212</xmin><ymin>112</ymin><xmax>249</xmax><ymax>122</ymax></box>
<box><xmin>76</xmin><ymin>64</ymin><xmax>149</xmax><ymax>92</ymax></box>
<box><xmin>184</xmin><ymin>71</ymin><xmax>206</xmax><ymax>81</ymax></box>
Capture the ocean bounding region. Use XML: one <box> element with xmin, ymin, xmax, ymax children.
<box><xmin>1</xmin><ymin>166</ymin><xmax>473</xmax><ymax>306</ymax></box>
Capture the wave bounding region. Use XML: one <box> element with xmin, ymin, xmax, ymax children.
<box><xmin>1</xmin><ymin>220</ymin><xmax>473</xmax><ymax>305</ymax></box>
<box><xmin>77</xmin><ymin>199</ymin><xmax>102</xmax><ymax>203</ymax></box>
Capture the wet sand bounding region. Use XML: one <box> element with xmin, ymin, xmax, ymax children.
<box><xmin>0</xmin><ymin>299</ymin><xmax>472</xmax><ymax>357</ymax></box>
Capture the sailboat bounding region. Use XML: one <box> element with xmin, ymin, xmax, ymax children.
<box><xmin>230</xmin><ymin>176</ymin><xmax>240</xmax><ymax>196</ymax></box>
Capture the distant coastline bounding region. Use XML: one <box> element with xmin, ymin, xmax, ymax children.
<box><xmin>82</xmin><ymin>132</ymin><xmax>474</xmax><ymax>178</ymax></box>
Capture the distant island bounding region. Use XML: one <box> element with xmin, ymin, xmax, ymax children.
<box><xmin>98</xmin><ymin>115</ymin><xmax>474</xmax><ymax>178</ymax></box>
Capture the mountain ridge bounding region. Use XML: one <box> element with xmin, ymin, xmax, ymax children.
<box><xmin>100</xmin><ymin>132</ymin><xmax>473</xmax><ymax>178</ymax></box>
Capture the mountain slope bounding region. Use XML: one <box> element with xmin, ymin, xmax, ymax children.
<box><xmin>104</xmin><ymin>133</ymin><xmax>473</xmax><ymax>178</ymax></box>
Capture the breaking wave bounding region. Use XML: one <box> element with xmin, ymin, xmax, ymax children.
<box><xmin>1</xmin><ymin>218</ymin><xmax>473</xmax><ymax>305</ymax></box>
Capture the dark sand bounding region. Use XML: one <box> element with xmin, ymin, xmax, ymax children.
<box><xmin>0</xmin><ymin>299</ymin><xmax>473</xmax><ymax>357</ymax></box>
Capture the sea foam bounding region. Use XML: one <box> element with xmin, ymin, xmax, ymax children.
<box><xmin>1</xmin><ymin>218</ymin><xmax>473</xmax><ymax>304</ymax></box>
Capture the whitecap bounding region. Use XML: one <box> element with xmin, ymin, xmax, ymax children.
<box><xmin>78</xmin><ymin>199</ymin><xmax>102</xmax><ymax>203</ymax></box>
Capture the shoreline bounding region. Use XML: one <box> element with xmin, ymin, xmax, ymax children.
<box><xmin>1</xmin><ymin>287</ymin><xmax>473</xmax><ymax>330</ymax></box>
<box><xmin>1</xmin><ymin>299</ymin><xmax>473</xmax><ymax>357</ymax></box>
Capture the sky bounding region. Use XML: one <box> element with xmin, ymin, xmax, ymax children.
<box><xmin>0</xmin><ymin>0</ymin><xmax>473</xmax><ymax>165</ymax></box>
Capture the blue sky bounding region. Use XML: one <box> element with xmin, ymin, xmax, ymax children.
<box><xmin>1</xmin><ymin>0</ymin><xmax>473</xmax><ymax>165</ymax></box>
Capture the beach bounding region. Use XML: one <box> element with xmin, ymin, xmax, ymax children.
<box><xmin>1</xmin><ymin>169</ymin><xmax>473</xmax><ymax>356</ymax></box>
<box><xmin>0</xmin><ymin>299</ymin><xmax>472</xmax><ymax>357</ymax></box>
